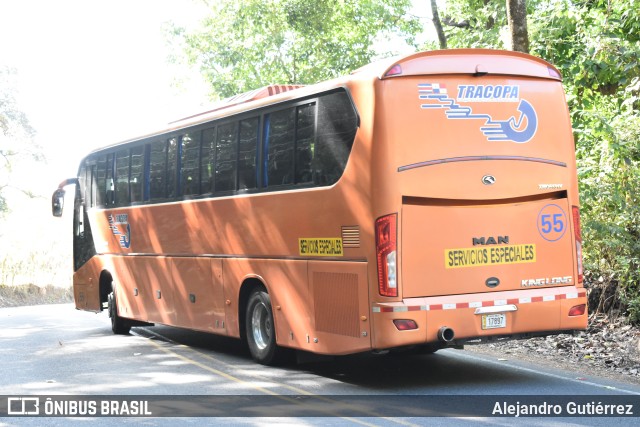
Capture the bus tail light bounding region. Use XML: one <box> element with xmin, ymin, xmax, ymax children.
<box><xmin>572</xmin><ymin>206</ymin><xmax>583</xmax><ymax>284</ymax></box>
<box><xmin>569</xmin><ymin>304</ymin><xmax>586</xmax><ymax>316</ymax></box>
<box><xmin>385</xmin><ymin>64</ymin><xmax>403</xmax><ymax>77</ymax></box>
<box><xmin>376</xmin><ymin>213</ymin><xmax>398</xmax><ymax>297</ymax></box>
<box><xmin>393</xmin><ymin>319</ymin><xmax>417</xmax><ymax>331</ymax></box>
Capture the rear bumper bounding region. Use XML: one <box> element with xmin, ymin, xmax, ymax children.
<box><xmin>371</xmin><ymin>287</ymin><xmax>587</xmax><ymax>350</ymax></box>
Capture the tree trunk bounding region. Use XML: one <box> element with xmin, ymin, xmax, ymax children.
<box><xmin>430</xmin><ymin>0</ymin><xmax>447</xmax><ymax>49</ymax></box>
<box><xmin>506</xmin><ymin>0</ymin><xmax>529</xmax><ymax>53</ymax></box>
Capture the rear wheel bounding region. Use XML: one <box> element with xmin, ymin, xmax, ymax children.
<box><xmin>245</xmin><ymin>289</ymin><xmax>291</xmax><ymax>365</ymax></box>
<box><xmin>108</xmin><ymin>288</ymin><xmax>131</xmax><ymax>335</ymax></box>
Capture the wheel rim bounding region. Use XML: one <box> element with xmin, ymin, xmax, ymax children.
<box><xmin>251</xmin><ymin>301</ymin><xmax>271</xmax><ymax>351</ymax></box>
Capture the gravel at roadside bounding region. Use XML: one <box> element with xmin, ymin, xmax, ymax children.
<box><xmin>466</xmin><ymin>314</ymin><xmax>640</xmax><ymax>385</ymax></box>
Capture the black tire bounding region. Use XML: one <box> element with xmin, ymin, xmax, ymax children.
<box><xmin>245</xmin><ymin>289</ymin><xmax>291</xmax><ymax>365</ymax></box>
<box><xmin>108</xmin><ymin>290</ymin><xmax>131</xmax><ymax>335</ymax></box>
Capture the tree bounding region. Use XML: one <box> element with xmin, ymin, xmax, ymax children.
<box><xmin>431</xmin><ymin>0</ymin><xmax>448</xmax><ymax>49</ymax></box>
<box><xmin>506</xmin><ymin>0</ymin><xmax>529</xmax><ymax>52</ymax></box>
<box><xmin>0</xmin><ymin>66</ymin><xmax>40</xmax><ymax>214</ymax></box>
<box><xmin>439</xmin><ymin>0</ymin><xmax>504</xmax><ymax>49</ymax></box>
<box><xmin>169</xmin><ymin>0</ymin><xmax>421</xmax><ymax>98</ymax></box>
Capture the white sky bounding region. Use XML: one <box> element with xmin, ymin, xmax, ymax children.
<box><xmin>0</xmin><ymin>0</ymin><xmax>211</xmax><ymax>194</ymax></box>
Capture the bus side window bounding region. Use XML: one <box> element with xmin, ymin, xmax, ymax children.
<box><xmin>130</xmin><ymin>146</ymin><xmax>144</xmax><ymax>203</ymax></box>
<box><xmin>181</xmin><ymin>133</ymin><xmax>201</xmax><ymax>197</ymax></box>
<box><xmin>215</xmin><ymin>122</ymin><xmax>238</xmax><ymax>192</ymax></box>
<box><xmin>238</xmin><ymin>117</ymin><xmax>259</xmax><ymax>190</ymax></box>
<box><xmin>265</xmin><ymin>108</ymin><xmax>295</xmax><ymax>187</ymax></box>
<box><xmin>149</xmin><ymin>140</ymin><xmax>167</xmax><ymax>200</ymax></box>
<box><xmin>167</xmin><ymin>137</ymin><xmax>179</xmax><ymax>198</ymax></box>
<box><xmin>88</xmin><ymin>162</ymin><xmax>97</xmax><ymax>208</ymax></box>
<box><xmin>315</xmin><ymin>91</ymin><xmax>357</xmax><ymax>185</ymax></box>
<box><xmin>83</xmin><ymin>162</ymin><xmax>91</xmax><ymax>207</ymax></box>
<box><xmin>201</xmin><ymin>127</ymin><xmax>216</xmax><ymax>195</ymax></box>
<box><xmin>115</xmin><ymin>149</ymin><xmax>130</xmax><ymax>206</ymax></box>
<box><xmin>106</xmin><ymin>153</ymin><xmax>115</xmax><ymax>206</ymax></box>
<box><xmin>295</xmin><ymin>103</ymin><xmax>316</xmax><ymax>184</ymax></box>
<box><xmin>96</xmin><ymin>155</ymin><xmax>106</xmax><ymax>207</ymax></box>
<box><xmin>78</xmin><ymin>163</ymin><xmax>87</xmax><ymax>206</ymax></box>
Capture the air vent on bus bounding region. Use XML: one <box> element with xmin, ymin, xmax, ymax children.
<box><xmin>342</xmin><ymin>226</ymin><xmax>361</xmax><ymax>248</ymax></box>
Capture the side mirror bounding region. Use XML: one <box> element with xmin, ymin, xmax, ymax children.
<box><xmin>52</xmin><ymin>188</ymin><xmax>65</xmax><ymax>217</ymax></box>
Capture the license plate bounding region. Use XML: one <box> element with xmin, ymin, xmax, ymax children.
<box><xmin>481</xmin><ymin>313</ymin><xmax>506</xmax><ymax>330</ymax></box>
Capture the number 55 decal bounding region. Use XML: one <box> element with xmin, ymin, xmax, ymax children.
<box><xmin>537</xmin><ymin>204</ymin><xmax>567</xmax><ymax>242</ymax></box>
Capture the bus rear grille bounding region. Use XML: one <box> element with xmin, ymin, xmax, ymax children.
<box><xmin>341</xmin><ymin>226</ymin><xmax>360</xmax><ymax>248</ymax></box>
<box><xmin>313</xmin><ymin>272</ymin><xmax>360</xmax><ymax>338</ymax></box>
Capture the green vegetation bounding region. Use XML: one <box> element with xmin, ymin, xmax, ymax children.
<box><xmin>167</xmin><ymin>0</ymin><xmax>421</xmax><ymax>98</ymax></box>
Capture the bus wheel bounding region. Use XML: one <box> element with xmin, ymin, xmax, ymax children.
<box><xmin>108</xmin><ymin>291</ymin><xmax>131</xmax><ymax>335</ymax></box>
<box><xmin>245</xmin><ymin>289</ymin><xmax>290</xmax><ymax>365</ymax></box>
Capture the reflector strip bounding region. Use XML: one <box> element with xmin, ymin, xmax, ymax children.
<box><xmin>372</xmin><ymin>290</ymin><xmax>586</xmax><ymax>313</ymax></box>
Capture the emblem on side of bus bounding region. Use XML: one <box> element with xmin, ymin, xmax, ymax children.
<box><xmin>108</xmin><ymin>213</ymin><xmax>131</xmax><ymax>249</ymax></box>
<box><xmin>418</xmin><ymin>83</ymin><xmax>538</xmax><ymax>144</ymax></box>
<box><xmin>482</xmin><ymin>175</ymin><xmax>496</xmax><ymax>185</ymax></box>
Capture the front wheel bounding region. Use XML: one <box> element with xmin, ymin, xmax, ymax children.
<box><xmin>245</xmin><ymin>289</ymin><xmax>291</xmax><ymax>365</ymax></box>
<box><xmin>108</xmin><ymin>291</ymin><xmax>131</xmax><ymax>335</ymax></box>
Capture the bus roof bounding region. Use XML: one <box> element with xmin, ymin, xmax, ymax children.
<box><xmin>170</xmin><ymin>84</ymin><xmax>305</xmax><ymax>124</ymax></box>
<box><xmin>353</xmin><ymin>48</ymin><xmax>562</xmax><ymax>81</ymax></box>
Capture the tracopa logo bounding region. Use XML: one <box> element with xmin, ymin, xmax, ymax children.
<box><xmin>418</xmin><ymin>83</ymin><xmax>538</xmax><ymax>144</ymax></box>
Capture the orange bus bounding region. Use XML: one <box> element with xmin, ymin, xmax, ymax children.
<box><xmin>52</xmin><ymin>49</ymin><xmax>587</xmax><ymax>365</ymax></box>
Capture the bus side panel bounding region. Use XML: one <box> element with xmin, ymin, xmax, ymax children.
<box><xmin>170</xmin><ymin>257</ymin><xmax>225</xmax><ymax>332</ymax></box>
<box><xmin>222</xmin><ymin>258</ymin><xmax>371</xmax><ymax>355</ymax></box>
<box><xmin>222</xmin><ymin>258</ymin><xmax>311</xmax><ymax>343</ymax></box>
<box><xmin>307</xmin><ymin>261</ymin><xmax>371</xmax><ymax>355</ymax></box>
<box><xmin>113</xmin><ymin>256</ymin><xmax>175</xmax><ymax>325</ymax></box>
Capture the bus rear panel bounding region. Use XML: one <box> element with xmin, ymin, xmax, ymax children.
<box><xmin>369</xmin><ymin>50</ymin><xmax>586</xmax><ymax>350</ymax></box>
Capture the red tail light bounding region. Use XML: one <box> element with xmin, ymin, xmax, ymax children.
<box><xmin>572</xmin><ymin>206</ymin><xmax>583</xmax><ymax>284</ymax></box>
<box><xmin>376</xmin><ymin>213</ymin><xmax>398</xmax><ymax>297</ymax></box>
<box><xmin>393</xmin><ymin>319</ymin><xmax>418</xmax><ymax>331</ymax></box>
<box><xmin>385</xmin><ymin>64</ymin><xmax>403</xmax><ymax>77</ymax></box>
<box><xmin>569</xmin><ymin>304</ymin><xmax>586</xmax><ymax>316</ymax></box>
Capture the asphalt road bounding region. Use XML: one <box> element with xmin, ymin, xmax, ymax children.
<box><xmin>1</xmin><ymin>304</ymin><xmax>639</xmax><ymax>426</ymax></box>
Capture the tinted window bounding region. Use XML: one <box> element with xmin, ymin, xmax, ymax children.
<box><xmin>201</xmin><ymin>127</ymin><xmax>216</xmax><ymax>194</ymax></box>
<box><xmin>96</xmin><ymin>156</ymin><xmax>106</xmax><ymax>207</ymax></box>
<box><xmin>181</xmin><ymin>133</ymin><xmax>201</xmax><ymax>196</ymax></box>
<box><xmin>315</xmin><ymin>91</ymin><xmax>357</xmax><ymax>185</ymax></box>
<box><xmin>215</xmin><ymin>122</ymin><xmax>238</xmax><ymax>192</ymax></box>
<box><xmin>149</xmin><ymin>140</ymin><xmax>166</xmax><ymax>200</ymax></box>
<box><xmin>238</xmin><ymin>118</ymin><xmax>258</xmax><ymax>190</ymax></box>
<box><xmin>89</xmin><ymin>163</ymin><xmax>98</xmax><ymax>207</ymax></box>
<box><xmin>130</xmin><ymin>146</ymin><xmax>144</xmax><ymax>203</ymax></box>
<box><xmin>105</xmin><ymin>153</ymin><xmax>115</xmax><ymax>206</ymax></box>
<box><xmin>266</xmin><ymin>108</ymin><xmax>295</xmax><ymax>187</ymax></box>
<box><xmin>167</xmin><ymin>137</ymin><xmax>178</xmax><ymax>198</ymax></box>
<box><xmin>115</xmin><ymin>149</ymin><xmax>130</xmax><ymax>206</ymax></box>
<box><xmin>295</xmin><ymin>104</ymin><xmax>316</xmax><ymax>184</ymax></box>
